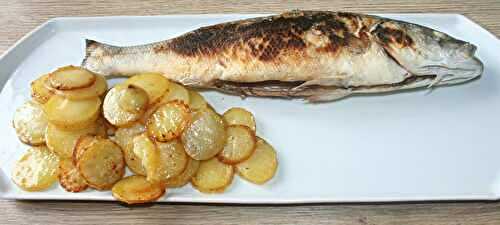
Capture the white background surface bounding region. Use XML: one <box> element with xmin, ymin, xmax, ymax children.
<box><xmin>0</xmin><ymin>14</ymin><xmax>499</xmax><ymax>203</ymax></box>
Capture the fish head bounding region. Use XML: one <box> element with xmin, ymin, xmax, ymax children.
<box><xmin>372</xmin><ymin>20</ymin><xmax>483</xmax><ymax>85</ymax></box>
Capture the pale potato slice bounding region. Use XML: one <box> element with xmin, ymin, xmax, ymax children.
<box><xmin>156</xmin><ymin>140</ymin><xmax>189</xmax><ymax>180</ymax></box>
<box><xmin>43</xmin><ymin>95</ymin><xmax>101</xmax><ymax>130</ymax></box>
<box><xmin>13</xmin><ymin>101</ymin><xmax>48</xmax><ymax>146</ymax></box>
<box><xmin>58</xmin><ymin>158</ymin><xmax>88</xmax><ymax>192</ymax></box>
<box><xmin>31</xmin><ymin>74</ymin><xmax>54</xmax><ymax>104</ymax></box>
<box><xmin>236</xmin><ymin>137</ymin><xmax>278</xmax><ymax>184</ymax></box>
<box><xmin>124</xmin><ymin>73</ymin><xmax>170</xmax><ymax>105</ymax></box>
<box><xmin>48</xmin><ymin>66</ymin><xmax>96</xmax><ymax>90</ymax></box>
<box><xmin>118</xmin><ymin>85</ymin><xmax>149</xmax><ymax>114</ymax></box>
<box><xmin>188</xmin><ymin>90</ymin><xmax>208</xmax><ymax>111</ymax></box>
<box><xmin>181</xmin><ymin>108</ymin><xmax>226</xmax><ymax>160</ymax></box>
<box><xmin>158</xmin><ymin>82</ymin><xmax>190</xmax><ymax>105</ymax></box>
<box><xmin>164</xmin><ymin>158</ymin><xmax>200</xmax><ymax>188</ymax></box>
<box><xmin>191</xmin><ymin>158</ymin><xmax>233</xmax><ymax>193</ymax></box>
<box><xmin>50</xmin><ymin>74</ymin><xmax>108</xmax><ymax>100</ymax></box>
<box><xmin>114</xmin><ymin>123</ymin><xmax>146</xmax><ymax>175</ymax></box>
<box><xmin>132</xmin><ymin>133</ymin><xmax>161</xmax><ymax>182</ymax></box>
<box><xmin>146</xmin><ymin>101</ymin><xmax>190</xmax><ymax>142</ymax></box>
<box><xmin>103</xmin><ymin>85</ymin><xmax>146</xmax><ymax>127</ymax></box>
<box><xmin>12</xmin><ymin>146</ymin><xmax>60</xmax><ymax>191</ymax></box>
<box><xmin>218</xmin><ymin>125</ymin><xmax>256</xmax><ymax>164</ymax></box>
<box><xmin>46</xmin><ymin>123</ymin><xmax>100</xmax><ymax>159</ymax></box>
<box><xmin>76</xmin><ymin>137</ymin><xmax>125</xmax><ymax>190</ymax></box>
<box><xmin>223</xmin><ymin>107</ymin><xmax>256</xmax><ymax>131</ymax></box>
<box><xmin>112</xmin><ymin>175</ymin><xmax>166</xmax><ymax>204</ymax></box>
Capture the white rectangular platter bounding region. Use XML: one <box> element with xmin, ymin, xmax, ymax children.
<box><xmin>0</xmin><ymin>14</ymin><xmax>499</xmax><ymax>203</ymax></box>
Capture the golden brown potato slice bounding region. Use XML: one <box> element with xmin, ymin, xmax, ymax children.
<box><xmin>13</xmin><ymin>101</ymin><xmax>48</xmax><ymax>146</ymax></box>
<box><xmin>236</xmin><ymin>137</ymin><xmax>278</xmax><ymax>184</ymax></box>
<box><xmin>76</xmin><ymin>137</ymin><xmax>125</xmax><ymax>190</ymax></box>
<box><xmin>132</xmin><ymin>133</ymin><xmax>161</xmax><ymax>182</ymax></box>
<box><xmin>72</xmin><ymin>135</ymin><xmax>96</xmax><ymax>165</ymax></box>
<box><xmin>103</xmin><ymin>85</ymin><xmax>147</xmax><ymax>127</ymax></box>
<box><xmin>46</xmin><ymin>123</ymin><xmax>101</xmax><ymax>159</ymax></box>
<box><xmin>50</xmin><ymin>74</ymin><xmax>107</xmax><ymax>100</ymax></box>
<box><xmin>218</xmin><ymin>125</ymin><xmax>256</xmax><ymax>164</ymax></box>
<box><xmin>188</xmin><ymin>90</ymin><xmax>208</xmax><ymax>111</ymax></box>
<box><xmin>112</xmin><ymin>175</ymin><xmax>166</xmax><ymax>204</ymax></box>
<box><xmin>146</xmin><ymin>101</ymin><xmax>190</xmax><ymax>142</ymax></box>
<box><xmin>12</xmin><ymin>146</ymin><xmax>60</xmax><ymax>191</ymax></box>
<box><xmin>114</xmin><ymin>123</ymin><xmax>146</xmax><ymax>175</ymax></box>
<box><xmin>157</xmin><ymin>82</ymin><xmax>190</xmax><ymax>105</ymax></box>
<box><xmin>164</xmin><ymin>158</ymin><xmax>200</xmax><ymax>188</ymax></box>
<box><xmin>181</xmin><ymin>108</ymin><xmax>226</xmax><ymax>160</ymax></box>
<box><xmin>48</xmin><ymin>66</ymin><xmax>96</xmax><ymax>90</ymax></box>
<box><xmin>58</xmin><ymin>158</ymin><xmax>88</xmax><ymax>192</ymax></box>
<box><xmin>43</xmin><ymin>95</ymin><xmax>101</xmax><ymax>130</ymax></box>
<box><xmin>191</xmin><ymin>158</ymin><xmax>233</xmax><ymax>193</ymax></box>
<box><xmin>31</xmin><ymin>74</ymin><xmax>54</xmax><ymax>104</ymax></box>
<box><xmin>223</xmin><ymin>107</ymin><xmax>256</xmax><ymax>131</ymax></box>
<box><xmin>156</xmin><ymin>140</ymin><xmax>189</xmax><ymax>180</ymax></box>
<box><xmin>124</xmin><ymin>73</ymin><xmax>170</xmax><ymax>105</ymax></box>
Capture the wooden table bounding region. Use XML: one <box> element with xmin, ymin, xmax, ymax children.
<box><xmin>1</xmin><ymin>1</ymin><xmax>499</xmax><ymax>224</ymax></box>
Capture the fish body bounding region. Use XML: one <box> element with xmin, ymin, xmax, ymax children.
<box><xmin>82</xmin><ymin>10</ymin><xmax>483</xmax><ymax>101</ymax></box>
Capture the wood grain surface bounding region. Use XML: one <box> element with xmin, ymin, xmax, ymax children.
<box><xmin>1</xmin><ymin>1</ymin><xmax>499</xmax><ymax>225</ymax></box>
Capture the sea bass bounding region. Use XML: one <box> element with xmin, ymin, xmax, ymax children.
<box><xmin>82</xmin><ymin>10</ymin><xmax>483</xmax><ymax>102</ymax></box>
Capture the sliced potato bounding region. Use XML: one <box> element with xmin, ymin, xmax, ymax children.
<box><xmin>58</xmin><ymin>158</ymin><xmax>88</xmax><ymax>192</ymax></box>
<box><xmin>188</xmin><ymin>90</ymin><xmax>208</xmax><ymax>111</ymax></box>
<box><xmin>191</xmin><ymin>158</ymin><xmax>233</xmax><ymax>193</ymax></box>
<box><xmin>13</xmin><ymin>101</ymin><xmax>48</xmax><ymax>146</ymax></box>
<box><xmin>236</xmin><ymin>137</ymin><xmax>278</xmax><ymax>184</ymax></box>
<box><xmin>43</xmin><ymin>95</ymin><xmax>101</xmax><ymax>130</ymax></box>
<box><xmin>46</xmin><ymin>123</ymin><xmax>100</xmax><ymax>159</ymax></box>
<box><xmin>50</xmin><ymin>74</ymin><xmax>107</xmax><ymax>100</ymax></box>
<box><xmin>118</xmin><ymin>85</ymin><xmax>149</xmax><ymax>114</ymax></box>
<box><xmin>218</xmin><ymin>125</ymin><xmax>256</xmax><ymax>164</ymax></box>
<box><xmin>31</xmin><ymin>74</ymin><xmax>54</xmax><ymax>104</ymax></box>
<box><xmin>146</xmin><ymin>101</ymin><xmax>191</xmax><ymax>142</ymax></box>
<box><xmin>72</xmin><ymin>135</ymin><xmax>96</xmax><ymax>165</ymax></box>
<box><xmin>76</xmin><ymin>137</ymin><xmax>125</xmax><ymax>190</ymax></box>
<box><xmin>124</xmin><ymin>73</ymin><xmax>170</xmax><ymax>105</ymax></box>
<box><xmin>48</xmin><ymin>66</ymin><xmax>96</xmax><ymax>90</ymax></box>
<box><xmin>132</xmin><ymin>133</ymin><xmax>161</xmax><ymax>182</ymax></box>
<box><xmin>112</xmin><ymin>175</ymin><xmax>166</xmax><ymax>204</ymax></box>
<box><xmin>114</xmin><ymin>123</ymin><xmax>146</xmax><ymax>175</ymax></box>
<box><xmin>164</xmin><ymin>158</ymin><xmax>200</xmax><ymax>188</ymax></box>
<box><xmin>103</xmin><ymin>85</ymin><xmax>146</xmax><ymax>127</ymax></box>
<box><xmin>12</xmin><ymin>146</ymin><xmax>60</xmax><ymax>191</ymax></box>
<box><xmin>181</xmin><ymin>108</ymin><xmax>226</xmax><ymax>160</ymax></box>
<box><xmin>156</xmin><ymin>140</ymin><xmax>189</xmax><ymax>180</ymax></box>
<box><xmin>158</xmin><ymin>82</ymin><xmax>190</xmax><ymax>105</ymax></box>
<box><xmin>223</xmin><ymin>107</ymin><xmax>256</xmax><ymax>131</ymax></box>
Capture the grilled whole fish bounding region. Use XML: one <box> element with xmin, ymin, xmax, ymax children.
<box><xmin>82</xmin><ymin>10</ymin><xmax>483</xmax><ymax>102</ymax></box>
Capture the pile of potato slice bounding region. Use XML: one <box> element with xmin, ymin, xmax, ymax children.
<box><xmin>12</xmin><ymin>66</ymin><xmax>278</xmax><ymax>204</ymax></box>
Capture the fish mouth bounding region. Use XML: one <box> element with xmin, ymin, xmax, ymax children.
<box><xmin>415</xmin><ymin>56</ymin><xmax>484</xmax><ymax>87</ymax></box>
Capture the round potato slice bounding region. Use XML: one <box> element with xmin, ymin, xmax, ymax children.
<box><xmin>50</xmin><ymin>74</ymin><xmax>108</xmax><ymax>100</ymax></box>
<box><xmin>236</xmin><ymin>137</ymin><xmax>278</xmax><ymax>184</ymax></box>
<box><xmin>76</xmin><ymin>137</ymin><xmax>125</xmax><ymax>190</ymax></box>
<box><xmin>124</xmin><ymin>73</ymin><xmax>170</xmax><ymax>105</ymax></box>
<box><xmin>58</xmin><ymin>158</ymin><xmax>88</xmax><ymax>192</ymax></box>
<box><xmin>191</xmin><ymin>158</ymin><xmax>233</xmax><ymax>193</ymax></box>
<box><xmin>31</xmin><ymin>74</ymin><xmax>54</xmax><ymax>104</ymax></box>
<box><xmin>218</xmin><ymin>125</ymin><xmax>256</xmax><ymax>164</ymax></box>
<box><xmin>223</xmin><ymin>107</ymin><xmax>256</xmax><ymax>131</ymax></box>
<box><xmin>132</xmin><ymin>133</ymin><xmax>161</xmax><ymax>182</ymax></box>
<box><xmin>43</xmin><ymin>95</ymin><xmax>101</xmax><ymax>130</ymax></box>
<box><xmin>164</xmin><ymin>158</ymin><xmax>200</xmax><ymax>188</ymax></box>
<box><xmin>118</xmin><ymin>85</ymin><xmax>149</xmax><ymax>114</ymax></box>
<box><xmin>46</xmin><ymin>123</ymin><xmax>101</xmax><ymax>159</ymax></box>
<box><xmin>188</xmin><ymin>90</ymin><xmax>208</xmax><ymax>111</ymax></box>
<box><xmin>13</xmin><ymin>101</ymin><xmax>48</xmax><ymax>146</ymax></box>
<box><xmin>181</xmin><ymin>108</ymin><xmax>226</xmax><ymax>160</ymax></box>
<box><xmin>146</xmin><ymin>101</ymin><xmax>191</xmax><ymax>142</ymax></box>
<box><xmin>48</xmin><ymin>66</ymin><xmax>96</xmax><ymax>90</ymax></box>
<box><xmin>12</xmin><ymin>146</ymin><xmax>60</xmax><ymax>191</ymax></box>
<box><xmin>156</xmin><ymin>140</ymin><xmax>189</xmax><ymax>180</ymax></box>
<box><xmin>103</xmin><ymin>85</ymin><xmax>147</xmax><ymax>127</ymax></box>
<box><xmin>72</xmin><ymin>135</ymin><xmax>96</xmax><ymax>165</ymax></box>
<box><xmin>158</xmin><ymin>82</ymin><xmax>190</xmax><ymax>105</ymax></box>
<box><xmin>112</xmin><ymin>175</ymin><xmax>166</xmax><ymax>204</ymax></box>
<box><xmin>114</xmin><ymin>123</ymin><xmax>146</xmax><ymax>175</ymax></box>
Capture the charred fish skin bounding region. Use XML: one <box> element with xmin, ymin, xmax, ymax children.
<box><xmin>82</xmin><ymin>10</ymin><xmax>483</xmax><ymax>102</ymax></box>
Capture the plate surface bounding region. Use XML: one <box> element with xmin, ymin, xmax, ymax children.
<box><xmin>0</xmin><ymin>14</ymin><xmax>499</xmax><ymax>203</ymax></box>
